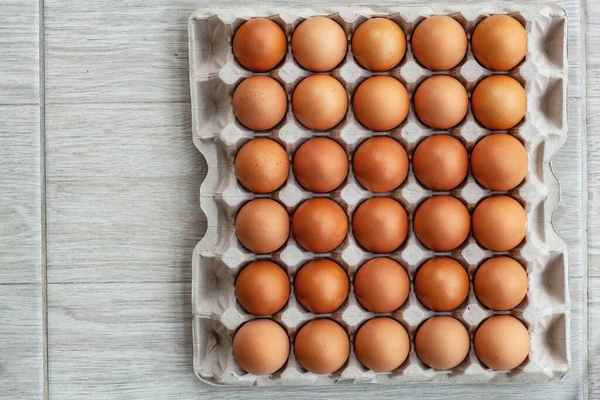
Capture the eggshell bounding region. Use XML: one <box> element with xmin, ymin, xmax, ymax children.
<box><xmin>233</xmin><ymin>319</ymin><xmax>290</xmax><ymax>375</ymax></box>
<box><xmin>471</xmin><ymin>133</ymin><xmax>529</xmax><ymax>191</ymax></box>
<box><xmin>355</xmin><ymin>317</ymin><xmax>410</xmax><ymax>372</ymax></box>
<box><xmin>474</xmin><ymin>256</ymin><xmax>528</xmax><ymax>311</ymax></box>
<box><xmin>235</xmin><ymin>138</ymin><xmax>290</xmax><ymax>193</ymax></box>
<box><xmin>292</xmin><ymin>75</ymin><xmax>348</xmax><ymax>130</ymax></box>
<box><xmin>294</xmin><ymin>319</ymin><xmax>350</xmax><ymax>374</ymax></box>
<box><xmin>291</xmin><ymin>17</ymin><xmax>348</xmax><ymax>72</ymax></box>
<box><xmin>292</xmin><ymin>198</ymin><xmax>347</xmax><ymax>253</ymax></box>
<box><xmin>411</xmin><ymin>16</ymin><xmax>467</xmax><ymax>71</ymax></box>
<box><xmin>474</xmin><ymin>315</ymin><xmax>530</xmax><ymax>370</ymax></box>
<box><xmin>415</xmin><ymin>316</ymin><xmax>470</xmax><ymax>370</ymax></box>
<box><xmin>352</xmin><ymin>18</ymin><xmax>406</xmax><ymax>71</ymax></box>
<box><xmin>353</xmin><ymin>76</ymin><xmax>410</xmax><ymax>131</ymax></box>
<box><xmin>472</xmin><ymin>195</ymin><xmax>527</xmax><ymax>251</ymax></box>
<box><xmin>352</xmin><ymin>136</ymin><xmax>408</xmax><ymax>193</ymax></box>
<box><xmin>293</xmin><ymin>137</ymin><xmax>348</xmax><ymax>193</ymax></box>
<box><xmin>412</xmin><ymin>135</ymin><xmax>468</xmax><ymax>191</ymax></box>
<box><xmin>232</xmin><ymin>76</ymin><xmax>287</xmax><ymax>131</ymax></box>
<box><xmin>352</xmin><ymin>197</ymin><xmax>408</xmax><ymax>253</ymax></box>
<box><xmin>354</xmin><ymin>258</ymin><xmax>409</xmax><ymax>313</ymax></box>
<box><xmin>472</xmin><ymin>15</ymin><xmax>528</xmax><ymax>71</ymax></box>
<box><xmin>233</xmin><ymin>18</ymin><xmax>287</xmax><ymax>72</ymax></box>
<box><xmin>294</xmin><ymin>259</ymin><xmax>349</xmax><ymax>313</ymax></box>
<box><xmin>235</xmin><ymin>198</ymin><xmax>290</xmax><ymax>254</ymax></box>
<box><xmin>415</xmin><ymin>257</ymin><xmax>469</xmax><ymax>311</ymax></box>
<box><xmin>235</xmin><ymin>261</ymin><xmax>290</xmax><ymax>316</ymax></box>
<box><xmin>414</xmin><ymin>75</ymin><xmax>468</xmax><ymax>129</ymax></box>
<box><xmin>471</xmin><ymin>75</ymin><xmax>527</xmax><ymax>130</ymax></box>
<box><xmin>414</xmin><ymin>196</ymin><xmax>470</xmax><ymax>251</ymax></box>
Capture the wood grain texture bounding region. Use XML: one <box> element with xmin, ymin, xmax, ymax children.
<box><xmin>587</xmin><ymin>2</ymin><xmax>599</xmax><ymax>399</ymax></box>
<box><xmin>587</xmin><ymin>0</ymin><xmax>600</xmax><ymax>278</ymax></box>
<box><xmin>553</xmin><ymin>98</ymin><xmax>585</xmax><ymax>279</ymax></box>
<box><xmin>45</xmin><ymin>0</ymin><xmax>200</xmax><ymax>104</ymax></box>
<box><xmin>44</xmin><ymin>0</ymin><xmax>582</xmax><ymax>104</ymax></box>
<box><xmin>47</xmin><ymin>280</ymin><xmax>585</xmax><ymax>400</ymax></box>
<box><xmin>589</xmin><ymin>278</ymin><xmax>600</xmax><ymax>399</ymax></box>
<box><xmin>0</xmin><ymin>105</ymin><xmax>42</xmax><ymax>284</ymax></box>
<box><xmin>0</xmin><ymin>0</ymin><xmax>39</xmax><ymax>104</ymax></box>
<box><xmin>587</xmin><ymin>96</ymin><xmax>600</xmax><ymax>278</ymax></box>
<box><xmin>45</xmin><ymin>103</ymin><xmax>206</xmax><ymax>283</ymax></box>
<box><xmin>0</xmin><ymin>284</ymin><xmax>44</xmax><ymax>399</ymax></box>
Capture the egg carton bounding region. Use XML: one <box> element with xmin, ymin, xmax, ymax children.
<box><xmin>189</xmin><ymin>3</ymin><xmax>569</xmax><ymax>386</ymax></box>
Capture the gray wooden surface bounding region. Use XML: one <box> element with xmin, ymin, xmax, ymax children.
<box><xmin>0</xmin><ymin>0</ymin><xmax>594</xmax><ymax>398</ymax></box>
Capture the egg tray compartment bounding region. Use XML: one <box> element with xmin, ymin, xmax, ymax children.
<box><xmin>189</xmin><ymin>3</ymin><xmax>569</xmax><ymax>386</ymax></box>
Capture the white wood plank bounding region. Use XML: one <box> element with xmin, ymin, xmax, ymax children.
<box><xmin>587</xmin><ymin>0</ymin><xmax>600</xmax><ymax>393</ymax></box>
<box><xmin>0</xmin><ymin>284</ymin><xmax>44</xmax><ymax>399</ymax></box>
<box><xmin>44</xmin><ymin>0</ymin><xmax>582</xmax><ymax>104</ymax></box>
<box><xmin>553</xmin><ymin>98</ymin><xmax>585</xmax><ymax>278</ymax></box>
<box><xmin>0</xmin><ymin>105</ymin><xmax>41</xmax><ymax>284</ymax></box>
<box><xmin>44</xmin><ymin>0</ymin><xmax>200</xmax><ymax>104</ymax></box>
<box><xmin>589</xmin><ymin>278</ymin><xmax>600</xmax><ymax>399</ymax></box>
<box><xmin>46</xmin><ymin>103</ymin><xmax>205</xmax><ymax>283</ymax></box>
<box><xmin>588</xmin><ymin>95</ymin><xmax>600</xmax><ymax>277</ymax></box>
<box><xmin>47</xmin><ymin>281</ymin><xmax>584</xmax><ymax>400</ymax></box>
<box><xmin>587</xmin><ymin>2</ymin><xmax>600</xmax><ymax>71</ymax></box>
<box><xmin>0</xmin><ymin>0</ymin><xmax>39</xmax><ymax>104</ymax></box>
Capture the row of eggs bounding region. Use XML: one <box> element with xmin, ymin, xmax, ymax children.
<box><xmin>236</xmin><ymin>134</ymin><xmax>528</xmax><ymax>194</ymax></box>
<box><xmin>237</xmin><ymin>256</ymin><xmax>527</xmax><ymax>316</ymax></box>
<box><xmin>233</xmin><ymin>15</ymin><xmax>527</xmax><ymax>73</ymax></box>
<box><xmin>233</xmin><ymin>74</ymin><xmax>527</xmax><ymax>132</ymax></box>
<box><xmin>233</xmin><ymin>315</ymin><xmax>530</xmax><ymax>375</ymax></box>
<box><xmin>236</xmin><ymin>195</ymin><xmax>527</xmax><ymax>255</ymax></box>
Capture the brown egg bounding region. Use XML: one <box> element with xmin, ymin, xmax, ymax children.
<box><xmin>474</xmin><ymin>315</ymin><xmax>530</xmax><ymax>370</ymax></box>
<box><xmin>353</xmin><ymin>76</ymin><xmax>410</xmax><ymax>131</ymax></box>
<box><xmin>415</xmin><ymin>316</ymin><xmax>470</xmax><ymax>370</ymax></box>
<box><xmin>233</xmin><ymin>319</ymin><xmax>290</xmax><ymax>375</ymax></box>
<box><xmin>235</xmin><ymin>138</ymin><xmax>289</xmax><ymax>193</ymax></box>
<box><xmin>474</xmin><ymin>256</ymin><xmax>528</xmax><ymax>311</ymax></box>
<box><xmin>292</xmin><ymin>75</ymin><xmax>348</xmax><ymax>130</ymax></box>
<box><xmin>236</xmin><ymin>261</ymin><xmax>290</xmax><ymax>316</ymax></box>
<box><xmin>292</xmin><ymin>198</ymin><xmax>347</xmax><ymax>253</ymax></box>
<box><xmin>355</xmin><ymin>317</ymin><xmax>410</xmax><ymax>372</ymax></box>
<box><xmin>294</xmin><ymin>259</ymin><xmax>349</xmax><ymax>313</ymax></box>
<box><xmin>233</xmin><ymin>18</ymin><xmax>287</xmax><ymax>72</ymax></box>
<box><xmin>471</xmin><ymin>75</ymin><xmax>527</xmax><ymax>130</ymax></box>
<box><xmin>471</xmin><ymin>133</ymin><xmax>529</xmax><ymax>191</ymax></box>
<box><xmin>233</xmin><ymin>76</ymin><xmax>287</xmax><ymax>131</ymax></box>
<box><xmin>352</xmin><ymin>18</ymin><xmax>406</xmax><ymax>72</ymax></box>
<box><xmin>414</xmin><ymin>75</ymin><xmax>468</xmax><ymax>129</ymax></box>
<box><xmin>412</xmin><ymin>135</ymin><xmax>468</xmax><ymax>191</ymax></box>
<box><xmin>414</xmin><ymin>196</ymin><xmax>470</xmax><ymax>251</ymax></box>
<box><xmin>291</xmin><ymin>17</ymin><xmax>348</xmax><ymax>72</ymax></box>
<box><xmin>472</xmin><ymin>195</ymin><xmax>527</xmax><ymax>251</ymax></box>
<box><xmin>354</xmin><ymin>258</ymin><xmax>409</xmax><ymax>313</ymax></box>
<box><xmin>472</xmin><ymin>15</ymin><xmax>528</xmax><ymax>71</ymax></box>
<box><xmin>411</xmin><ymin>16</ymin><xmax>467</xmax><ymax>71</ymax></box>
<box><xmin>352</xmin><ymin>137</ymin><xmax>408</xmax><ymax>193</ymax></box>
<box><xmin>352</xmin><ymin>197</ymin><xmax>408</xmax><ymax>253</ymax></box>
<box><xmin>236</xmin><ymin>199</ymin><xmax>290</xmax><ymax>254</ymax></box>
<box><xmin>415</xmin><ymin>257</ymin><xmax>469</xmax><ymax>311</ymax></box>
<box><xmin>293</xmin><ymin>137</ymin><xmax>348</xmax><ymax>193</ymax></box>
<box><xmin>294</xmin><ymin>319</ymin><xmax>350</xmax><ymax>374</ymax></box>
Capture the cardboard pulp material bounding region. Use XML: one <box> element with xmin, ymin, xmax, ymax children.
<box><xmin>188</xmin><ymin>3</ymin><xmax>569</xmax><ymax>386</ymax></box>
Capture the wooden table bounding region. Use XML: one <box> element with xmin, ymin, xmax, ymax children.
<box><xmin>0</xmin><ymin>0</ymin><xmax>594</xmax><ymax>398</ymax></box>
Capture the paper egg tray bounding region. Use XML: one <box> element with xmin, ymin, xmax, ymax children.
<box><xmin>189</xmin><ymin>3</ymin><xmax>569</xmax><ymax>386</ymax></box>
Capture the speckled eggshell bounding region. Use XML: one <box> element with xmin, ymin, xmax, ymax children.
<box><xmin>232</xmin><ymin>76</ymin><xmax>287</xmax><ymax>131</ymax></box>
